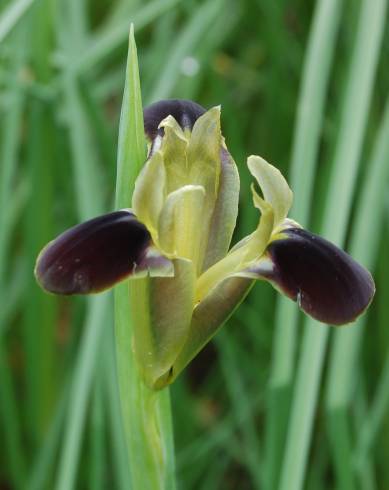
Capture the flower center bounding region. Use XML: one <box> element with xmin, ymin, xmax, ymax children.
<box><xmin>132</xmin><ymin>108</ymin><xmax>223</xmax><ymax>275</ymax></box>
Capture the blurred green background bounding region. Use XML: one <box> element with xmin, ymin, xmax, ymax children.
<box><xmin>0</xmin><ymin>0</ymin><xmax>388</xmax><ymax>489</ymax></box>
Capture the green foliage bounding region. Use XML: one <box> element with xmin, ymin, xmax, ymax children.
<box><xmin>0</xmin><ymin>0</ymin><xmax>388</xmax><ymax>488</ymax></box>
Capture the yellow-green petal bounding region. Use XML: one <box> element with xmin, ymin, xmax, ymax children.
<box><xmin>202</xmin><ymin>146</ymin><xmax>240</xmax><ymax>271</ymax></box>
<box><xmin>130</xmin><ymin>258</ymin><xmax>195</xmax><ymax>389</ymax></box>
<box><xmin>187</xmin><ymin>107</ymin><xmax>223</xmax><ymax>269</ymax></box>
<box><xmin>132</xmin><ymin>151</ymin><xmax>166</xmax><ymax>238</ymax></box>
<box><xmin>158</xmin><ymin>185</ymin><xmax>205</xmax><ymax>265</ymax></box>
<box><xmin>159</xmin><ymin>115</ymin><xmax>189</xmax><ymax>194</ymax></box>
<box><xmin>187</xmin><ymin>106</ymin><xmax>221</xmax><ymax>192</ymax></box>
<box><xmin>241</xmin><ymin>185</ymin><xmax>274</xmax><ymax>263</ymax></box>
<box><xmin>247</xmin><ymin>155</ymin><xmax>293</xmax><ymax>229</ymax></box>
<box><xmin>195</xmin><ymin>195</ymin><xmax>273</xmax><ymax>303</ymax></box>
<box><xmin>171</xmin><ymin>275</ymin><xmax>254</xmax><ymax>383</ymax></box>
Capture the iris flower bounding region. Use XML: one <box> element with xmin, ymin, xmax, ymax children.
<box><xmin>35</xmin><ymin>100</ymin><xmax>375</xmax><ymax>389</ymax></box>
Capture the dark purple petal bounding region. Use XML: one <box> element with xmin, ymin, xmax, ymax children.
<box><xmin>144</xmin><ymin>99</ymin><xmax>206</xmax><ymax>141</ymax></box>
<box><xmin>35</xmin><ymin>210</ymin><xmax>151</xmax><ymax>295</ymax></box>
<box><xmin>261</xmin><ymin>228</ymin><xmax>375</xmax><ymax>325</ymax></box>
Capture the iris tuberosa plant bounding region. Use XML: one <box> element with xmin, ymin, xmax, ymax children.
<box><xmin>35</xmin><ymin>97</ymin><xmax>374</xmax><ymax>488</ymax></box>
<box><xmin>35</xmin><ymin>98</ymin><xmax>375</xmax><ymax>389</ymax></box>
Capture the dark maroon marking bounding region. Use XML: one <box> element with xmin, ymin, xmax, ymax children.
<box><xmin>265</xmin><ymin>228</ymin><xmax>375</xmax><ymax>325</ymax></box>
<box><xmin>144</xmin><ymin>99</ymin><xmax>206</xmax><ymax>141</ymax></box>
<box><xmin>35</xmin><ymin>211</ymin><xmax>151</xmax><ymax>295</ymax></box>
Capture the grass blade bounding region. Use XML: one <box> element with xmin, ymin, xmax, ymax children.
<box><xmin>325</xmin><ymin>96</ymin><xmax>389</xmax><ymax>486</ymax></box>
<box><xmin>278</xmin><ymin>1</ymin><xmax>388</xmax><ymax>488</ymax></box>
<box><xmin>354</xmin><ymin>353</ymin><xmax>389</xmax><ymax>473</ymax></box>
<box><xmin>0</xmin><ymin>0</ymin><xmax>35</xmax><ymax>43</ymax></box>
<box><xmin>216</xmin><ymin>332</ymin><xmax>263</xmax><ymax>488</ymax></box>
<box><xmin>55</xmin><ymin>68</ymin><xmax>109</xmax><ymax>490</ymax></box>
<box><xmin>0</xmin><ymin>25</ymin><xmax>28</xmax><ymax>489</ymax></box>
<box><xmin>326</xmin><ymin>97</ymin><xmax>389</xmax><ymax>409</ymax></box>
<box><xmin>27</xmin><ymin>383</ymin><xmax>69</xmax><ymax>490</ymax></box>
<box><xmin>103</xmin><ymin>326</ymin><xmax>132</xmax><ymax>490</ymax></box>
<box><xmin>56</xmin><ymin>295</ymin><xmax>110</xmax><ymax>490</ymax></box>
<box><xmin>147</xmin><ymin>0</ymin><xmax>223</xmax><ymax>103</ymax></box>
<box><xmin>71</xmin><ymin>0</ymin><xmax>181</xmax><ymax>75</ymax></box>
<box><xmin>89</xmin><ymin>375</ymin><xmax>106</xmax><ymax>490</ymax></box>
<box><xmin>264</xmin><ymin>0</ymin><xmax>343</xmax><ymax>487</ymax></box>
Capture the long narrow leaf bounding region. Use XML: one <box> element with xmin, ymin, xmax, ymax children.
<box><xmin>278</xmin><ymin>1</ymin><xmax>388</xmax><ymax>489</ymax></box>
<box><xmin>264</xmin><ymin>1</ymin><xmax>343</xmax><ymax>487</ymax></box>
<box><xmin>114</xmin><ymin>25</ymin><xmax>176</xmax><ymax>489</ymax></box>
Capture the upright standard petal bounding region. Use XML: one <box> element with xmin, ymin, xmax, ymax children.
<box><xmin>202</xmin><ymin>146</ymin><xmax>240</xmax><ymax>271</ymax></box>
<box><xmin>35</xmin><ymin>210</ymin><xmax>172</xmax><ymax>295</ymax></box>
<box><xmin>243</xmin><ymin>228</ymin><xmax>375</xmax><ymax>325</ymax></box>
<box><xmin>159</xmin><ymin>116</ymin><xmax>190</xmax><ymax>194</ymax></box>
<box><xmin>186</xmin><ymin>107</ymin><xmax>223</xmax><ymax>271</ymax></box>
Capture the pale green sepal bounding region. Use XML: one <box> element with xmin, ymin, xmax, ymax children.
<box><xmin>159</xmin><ymin>115</ymin><xmax>189</xmax><ymax>194</ymax></box>
<box><xmin>170</xmin><ymin>276</ymin><xmax>254</xmax><ymax>383</ymax></box>
<box><xmin>220</xmin><ymin>185</ymin><xmax>274</xmax><ymax>257</ymax></box>
<box><xmin>228</xmin><ymin>233</ymin><xmax>255</xmax><ymax>254</ymax></box>
<box><xmin>202</xmin><ymin>147</ymin><xmax>240</xmax><ymax>271</ymax></box>
<box><xmin>195</xmin><ymin>249</ymin><xmax>247</xmax><ymax>304</ymax></box>
<box><xmin>251</xmin><ymin>183</ymin><xmax>267</xmax><ymax>213</ymax></box>
<box><xmin>195</xmin><ymin>200</ymin><xmax>273</xmax><ymax>303</ymax></box>
<box><xmin>130</xmin><ymin>258</ymin><xmax>195</xmax><ymax>389</ymax></box>
<box><xmin>247</xmin><ymin>155</ymin><xmax>293</xmax><ymax>228</ymax></box>
<box><xmin>132</xmin><ymin>151</ymin><xmax>166</xmax><ymax>238</ymax></box>
<box><xmin>242</xmin><ymin>186</ymin><xmax>274</xmax><ymax>263</ymax></box>
<box><xmin>158</xmin><ymin>185</ymin><xmax>205</xmax><ymax>265</ymax></box>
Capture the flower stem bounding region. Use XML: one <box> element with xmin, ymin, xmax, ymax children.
<box><xmin>114</xmin><ymin>25</ymin><xmax>176</xmax><ymax>489</ymax></box>
<box><xmin>115</xmin><ymin>285</ymin><xmax>176</xmax><ymax>489</ymax></box>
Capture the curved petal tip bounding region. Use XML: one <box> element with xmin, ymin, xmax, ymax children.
<box><xmin>35</xmin><ymin>211</ymin><xmax>152</xmax><ymax>295</ymax></box>
<box><xmin>263</xmin><ymin>228</ymin><xmax>375</xmax><ymax>325</ymax></box>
